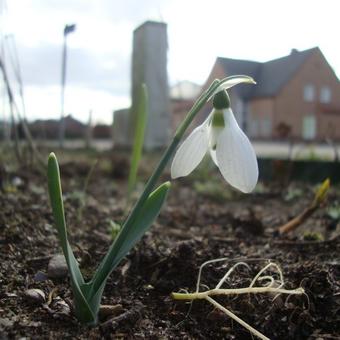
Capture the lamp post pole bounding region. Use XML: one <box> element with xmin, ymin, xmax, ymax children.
<box><xmin>59</xmin><ymin>24</ymin><xmax>76</xmax><ymax>148</ymax></box>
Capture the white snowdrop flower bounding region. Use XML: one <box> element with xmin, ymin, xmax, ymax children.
<box><xmin>171</xmin><ymin>81</ymin><xmax>258</xmax><ymax>193</ymax></box>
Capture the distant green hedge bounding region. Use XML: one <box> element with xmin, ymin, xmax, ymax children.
<box><xmin>258</xmin><ymin>158</ymin><xmax>340</xmax><ymax>183</ymax></box>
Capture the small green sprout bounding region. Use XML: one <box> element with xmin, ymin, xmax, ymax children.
<box><xmin>327</xmin><ymin>204</ymin><xmax>340</xmax><ymax>221</ymax></box>
<box><xmin>47</xmin><ymin>76</ymin><xmax>257</xmax><ymax>324</ymax></box>
<box><xmin>109</xmin><ymin>220</ymin><xmax>121</xmax><ymax>240</ymax></box>
<box><xmin>194</xmin><ymin>179</ymin><xmax>234</xmax><ymax>202</ymax></box>
<box><xmin>284</xmin><ymin>187</ymin><xmax>303</xmax><ymax>202</ymax></box>
<box><xmin>303</xmin><ymin>231</ymin><xmax>324</xmax><ymax>241</ymax></box>
<box><xmin>128</xmin><ymin>84</ymin><xmax>148</xmax><ymax>198</ymax></box>
<box><xmin>77</xmin><ymin>159</ymin><xmax>98</xmax><ymax>222</ymax></box>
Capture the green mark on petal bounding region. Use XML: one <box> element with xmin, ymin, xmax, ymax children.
<box><xmin>211</xmin><ymin>110</ymin><xmax>225</xmax><ymax>128</ymax></box>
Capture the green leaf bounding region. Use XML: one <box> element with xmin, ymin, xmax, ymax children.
<box><xmin>89</xmin><ymin>181</ymin><xmax>171</xmax><ymax>295</ymax></box>
<box><xmin>128</xmin><ymin>83</ymin><xmax>148</xmax><ymax>196</ymax></box>
<box><xmin>47</xmin><ymin>153</ymin><xmax>96</xmax><ymax>324</ymax></box>
<box><xmin>116</xmin><ymin>181</ymin><xmax>171</xmax><ymax>262</ymax></box>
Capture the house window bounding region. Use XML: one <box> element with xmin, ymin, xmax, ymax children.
<box><xmin>303</xmin><ymin>84</ymin><xmax>315</xmax><ymax>102</ymax></box>
<box><xmin>302</xmin><ymin>115</ymin><xmax>316</xmax><ymax>139</ymax></box>
<box><xmin>320</xmin><ymin>86</ymin><xmax>331</xmax><ymax>103</ymax></box>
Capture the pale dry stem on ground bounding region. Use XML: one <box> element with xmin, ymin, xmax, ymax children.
<box><xmin>172</xmin><ymin>259</ymin><xmax>305</xmax><ymax>340</ymax></box>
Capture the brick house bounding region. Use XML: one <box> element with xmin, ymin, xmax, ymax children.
<box><xmin>201</xmin><ymin>47</ymin><xmax>340</xmax><ymax>141</ymax></box>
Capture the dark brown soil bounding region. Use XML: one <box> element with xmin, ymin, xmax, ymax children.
<box><xmin>0</xmin><ymin>152</ymin><xmax>339</xmax><ymax>339</ymax></box>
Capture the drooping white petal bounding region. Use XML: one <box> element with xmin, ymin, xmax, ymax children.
<box><xmin>209</xmin><ymin>149</ymin><xmax>218</xmax><ymax>166</ymax></box>
<box><xmin>208</xmin><ymin>122</ymin><xmax>223</xmax><ymax>166</ymax></box>
<box><xmin>171</xmin><ymin>120</ymin><xmax>210</xmax><ymax>179</ymax></box>
<box><xmin>215</xmin><ymin>109</ymin><xmax>258</xmax><ymax>193</ymax></box>
<box><xmin>208</xmin><ymin>75</ymin><xmax>256</xmax><ymax>101</ymax></box>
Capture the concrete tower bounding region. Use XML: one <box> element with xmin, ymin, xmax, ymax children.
<box><xmin>131</xmin><ymin>21</ymin><xmax>171</xmax><ymax>150</ymax></box>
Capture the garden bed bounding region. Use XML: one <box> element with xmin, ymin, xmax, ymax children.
<box><xmin>0</xmin><ymin>151</ymin><xmax>339</xmax><ymax>339</ymax></box>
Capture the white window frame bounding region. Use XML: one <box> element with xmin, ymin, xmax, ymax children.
<box><xmin>320</xmin><ymin>86</ymin><xmax>331</xmax><ymax>104</ymax></box>
<box><xmin>303</xmin><ymin>84</ymin><xmax>315</xmax><ymax>102</ymax></box>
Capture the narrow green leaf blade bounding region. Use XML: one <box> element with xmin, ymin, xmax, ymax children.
<box><xmin>128</xmin><ymin>83</ymin><xmax>148</xmax><ymax>195</ymax></box>
<box><xmin>118</xmin><ymin>181</ymin><xmax>171</xmax><ymax>260</ymax></box>
<box><xmin>47</xmin><ymin>152</ymin><xmax>95</xmax><ymax>324</ymax></box>
<box><xmin>90</xmin><ymin>181</ymin><xmax>171</xmax><ymax>295</ymax></box>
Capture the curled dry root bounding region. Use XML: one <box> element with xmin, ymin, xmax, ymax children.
<box><xmin>172</xmin><ymin>258</ymin><xmax>306</xmax><ymax>340</ymax></box>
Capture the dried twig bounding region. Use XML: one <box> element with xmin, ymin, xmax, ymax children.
<box><xmin>278</xmin><ymin>178</ymin><xmax>330</xmax><ymax>235</ymax></box>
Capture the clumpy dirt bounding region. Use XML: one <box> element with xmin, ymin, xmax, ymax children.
<box><xmin>0</xmin><ymin>151</ymin><xmax>339</xmax><ymax>339</ymax></box>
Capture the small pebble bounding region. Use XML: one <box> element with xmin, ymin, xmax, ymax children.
<box><xmin>0</xmin><ymin>317</ymin><xmax>14</xmax><ymax>327</ymax></box>
<box><xmin>44</xmin><ymin>223</ymin><xmax>53</xmax><ymax>232</ymax></box>
<box><xmin>99</xmin><ymin>304</ymin><xmax>124</xmax><ymax>319</ymax></box>
<box><xmin>48</xmin><ymin>254</ymin><xmax>68</xmax><ymax>279</ymax></box>
<box><xmin>52</xmin><ymin>297</ymin><xmax>71</xmax><ymax>317</ymax></box>
<box><xmin>24</xmin><ymin>289</ymin><xmax>46</xmax><ymax>304</ymax></box>
<box><xmin>34</xmin><ymin>271</ymin><xmax>48</xmax><ymax>282</ymax></box>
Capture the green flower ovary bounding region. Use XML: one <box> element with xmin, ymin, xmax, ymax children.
<box><xmin>211</xmin><ymin>110</ymin><xmax>225</xmax><ymax>128</ymax></box>
<box><xmin>212</xmin><ymin>90</ymin><xmax>230</xmax><ymax>110</ymax></box>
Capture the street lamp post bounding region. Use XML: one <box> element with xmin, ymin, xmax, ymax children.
<box><xmin>59</xmin><ymin>23</ymin><xmax>76</xmax><ymax>148</ymax></box>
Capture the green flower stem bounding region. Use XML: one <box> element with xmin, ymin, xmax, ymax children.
<box><xmin>89</xmin><ymin>79</ymin><xmax>221</xmax><ymax>295</ymax></box>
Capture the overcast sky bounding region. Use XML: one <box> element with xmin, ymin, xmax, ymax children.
<box><xmin>1</xmin><ymin>0</ymin><xmax>339</xmax><ymax>123</ymax></box>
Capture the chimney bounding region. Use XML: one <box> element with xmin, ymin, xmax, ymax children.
<box><xmin>130</xmin><ymin>21</ymin><xmax>171</xmax><ymax>150</ymax></box>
